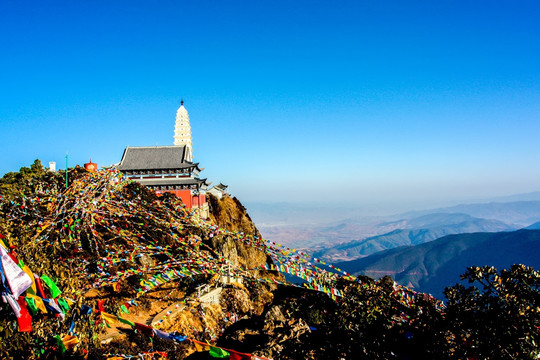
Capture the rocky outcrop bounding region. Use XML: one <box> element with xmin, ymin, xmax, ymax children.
<box><xmin>217</xmin><ymin>300</ymin><xmax>313</xmax><ymax>360</ymax></box>
<box><xmin>206</xmin><ymin>194</ymin><xmax>271</xmax><ymax>272</ymax></box>
<box><xmin>209</xmin><ymin>233</ymin><xmax>269</xmax><ymax>271</ymax></box>
<box><xmin>207</xmin><ymin>194</ymin><xmax>260</xmax><ymax>237</ymax></box>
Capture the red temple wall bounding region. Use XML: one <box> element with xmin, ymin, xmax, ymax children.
<box><xmin>155</xmin><ymin>189</ymin><xmax>205</xmax><ymax>209</ymax></box>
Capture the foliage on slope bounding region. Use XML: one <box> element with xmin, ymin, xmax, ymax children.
<box><xmin>0</xmin><ymin>162</ymin><xmax>271</xmax><ymax>359</ymax></box>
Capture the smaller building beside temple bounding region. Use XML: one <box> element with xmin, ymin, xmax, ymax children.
<box><xmin>207</xmin><ymin>183</ymin><xmax>229</xmax><ymax>199</ymax></box>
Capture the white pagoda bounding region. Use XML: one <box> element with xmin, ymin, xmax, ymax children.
<box><xmin>174</xmin><ymin>100</ymin><xmax>193</xmax><ymax>162</ymax></box>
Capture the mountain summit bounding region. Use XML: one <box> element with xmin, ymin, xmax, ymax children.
<box><xmin>0</xmin><ymin>162</ymin><xmax>539</xmax><ymax>359</ymax></box>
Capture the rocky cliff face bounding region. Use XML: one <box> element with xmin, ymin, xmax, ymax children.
<box><xmin>207</xmin><ymin>194</ymin><xmax>269</xmax><ymax>271</ymax></box>
<box><xmin>207</xmin><ymin>194</ymin><xmax>260</xmax><ymax>238</ymax></box>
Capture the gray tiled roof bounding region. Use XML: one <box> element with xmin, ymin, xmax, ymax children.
<box><xmin>118</xmin><ymin>146</ymin><xmax>198</xmax><ymax>170</ymax></box>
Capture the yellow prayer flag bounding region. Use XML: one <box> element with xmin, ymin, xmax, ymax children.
<box><xmin>101</xmin><ymin>312</ymin><xmax>118</xmax><ymax>326</ymax></box>
<box><xmin>28</xmin><ymin>293</ymin><xmax>47</xmax><ymax>314</ymax></box>
<box><xmin>62</xmin><ymin>334</ymin><xmax>79</xmax><ymax>350</ymax></box>
<box><xmin>21</xmin><ymin>264</ymin><xmax>37</xmax><ymax>295</ymax></box>
<box><xmin>193</xmin><ymin>340</ymin><xmax>211</xmax><ymax>352</ymax></box>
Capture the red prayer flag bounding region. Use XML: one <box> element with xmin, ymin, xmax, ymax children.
<box><xmin>34</xmin><ymin>275</ymin><xmax>47</xmax><ymax>298</ymax></box>
<box><xmin>7</xmin><ymin>250</ymin><xmax>18</xmax><ymax>264</ymax></box>
<box><xmin>97</xmin><ymin>299</ymin><xmax>106</xmax><ymax>312</ymax></box>
<box><xmin>228</xmin><ymin>349</ymin><xmax>252</xmax><ymax>360</ymax></box>
<box><xmin>135</xmin><ymin>322</ymin><xmax>154</xmax><ymax>336</ymax></box>
<box><xmin>16</xmin><ymin>296</ymin><xmax>32</xmax><ymax>332</ymax></box>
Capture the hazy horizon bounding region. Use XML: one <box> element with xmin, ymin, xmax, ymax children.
<box><xmin>245</xmin><ymin>190</ymin><xmax>540</xmax><ymax>228</ymax></box>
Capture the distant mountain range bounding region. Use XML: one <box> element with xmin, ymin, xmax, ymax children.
<box><xmin>335</xmin><ymin>229</ymin><xmax>540</xmax><ymax>299</ymax></box>
<box><xmin>251</xmin><ymin>197</ymin><xmax>540</xmax><ymax>305</ymax></box>
<box><xmin>397</xmin><ymin>201</ymin><xmax>540</xmax><ymax>226</ymax></box>
<box><xmin>526</xmin><ymin>221</ymin><xmax>540</xmax><ymax>230</ymax></box>
<box><xmin>487</xmin><ymin>191</ymin><xmax>540</xmax><ymax>203</ymax></box>
<box><xmin>253</xmin><ymin>199</ymin><xmax>540</xmax><ymax>251</ymax></box>
<box><xmin>314</xmin><ymin>212</ymin><xmax>516</xmax><ymax>261</ymax></box>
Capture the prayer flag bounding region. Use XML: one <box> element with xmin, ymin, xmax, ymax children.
<box><xmin>135</xmin><ymin>322</ymin><xmax>153</xmax><ymax>336</ymax></box>
<box><xmin>40</xmin><ymin>275</ymin><xmax>62</xmax><ymax>298</ymax></box>
<box><xmin>101</xmin><ymin>312</ymin><xmax>118</xmax><ymax>327</ymax></box>
<box><xmin>2</xmin><ymin>292</ymin><xmax>21</xmax><ymax>317</ymax></box>
<box><xmin>58</xmin><ymin>297</ymin><xmax>70</xmax><ymax>313</ymax></box>
<box><xmin>118</xmin><ymin>316</ymin><xmax>135</xmax><ymax>327</ymax></box>
<box><xmin>153</xmin><ymin>328</ymin><xmax>170</xmax><ymax>340</ymax></box>
<box><xmin>62</xmin><ymin>334</ymin><xmax>79</xmax><ymax>350</ymax></box>
<box><xmin>43</xmin><ymin>298</ymin><xmax>63</xmax><ymax>317</ymax></box>
<box><xmin>20</xmin><ymin>263</ymin><xmax>36</xmax><ymax>295</ymax></box>
<box><xmin>16</xmin><ymin>296</ymin><xmax>32</xmax><ymax>332</ymax></box>
<box><xmin>25</xmin><ymin>296</ymin><xmax>39</xmax><ymax>315</ymax></box>
<box><xmin>169</xmin><ymin>333</ymin><xmax>187</xmax><ymax>342</ymax></box>
<box><xmin>34</xmin><ymin>275</ymin><xmax>47</xmax><ymax>298</ymax></box>
<box><xmin>81</xmin><ymin>304</ymin><xmax>93</xmax><ymax>315</ymax></box>
<box><xmin>97</xmin><ymin>299</ymin><xmax>106</xmax><ymax>312</ymax></box>
<box><xmin>209</xmin><ymin>346</ymin><xmax>229</xmax><ymax>358</ymax></box>
<box><xmin>193</xmin><ymin>340</ymin><xmax>211</xmax><ymax>352</ymax></box>
<box><xmin>55</xmin><ymin>335</ymin><xmax>66</xmax><ymax>353</ymax></box>
<box><xmin>0</xmin><ymin>244</ymin><xmax>32</xmax><ymax>298</ymax></box>
<box><xmin>27</xmin><ymin>293</ymin><xmax>47</xmax><ymax>314</ymax></box>
<box><xmin>229</xmin><ymin>349</ymin><xmax>252</xmax><ymax>360</ymax></box>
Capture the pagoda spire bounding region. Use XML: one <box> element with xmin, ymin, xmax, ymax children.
<box><xmin>174</xmin><ymin>100</ymin><xmax>193</xmax><ymax>162</ymax></box>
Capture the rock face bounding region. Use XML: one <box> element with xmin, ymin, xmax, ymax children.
<box><xmin>207</xmin><ymin>194</ymin><xmax>269</xmax><ymax>271</ymax></box>
<box><xmin>209</xmin><ymin>233</ymin><xmax>268</xmax><ymax>271</ymax></box>
<box><xmin>207</xmin><ymin>194</ymin><xmax>260</xmax><ymax>237</ymax></box>
<box><xmin>216</xmin><ymin>287</ymin><xmax>323</xmax><ymax>360</ymax></box>
<box><xmin>265</xmin><ymin>305</ymin><xmax>286</xmax><ymax>325</ymax></box>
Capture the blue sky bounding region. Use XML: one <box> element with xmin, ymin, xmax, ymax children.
<box><xmin>1</xmin><ymin>0</ymin><xmax>539</xmax><ymax>213</ymax></box>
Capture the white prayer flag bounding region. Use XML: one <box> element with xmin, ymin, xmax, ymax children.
<box><xmin>0</xmin><ymin>244</ymin><xmax>32</xmax><ymax>298</ymax></box>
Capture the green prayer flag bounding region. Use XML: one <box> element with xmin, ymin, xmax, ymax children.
<box><xmin>55</xmin><ymin>335</ymin><xmax>66</xmax><ymax>353</ymax></box>
<box><xmin>120</xmin><ymin>304</ymin><xmax>129</xmax><ymax>314</ymax></box>
<box><xmin>58</xmin><ymin>297</ymin><xmax>70</xmax><ymax>313</ymax></box>
<box><xmin>209</xmin><ymin>346</ymin><xmax>229</xmax><ymax>358</ymax></box>
<box><xmin>118</xmin><ymin>316</ymin><xmax>135</xmax><ymax>327</ymax></box>
<box><xmin>40</xmin><ymin>275</ymin><xmax>62</xmax><ymax>298</ymax></box>
<box><xmin>25</xmin><ymin>297</ymin><xmax>38</xmax><ymax>315</ymax></box>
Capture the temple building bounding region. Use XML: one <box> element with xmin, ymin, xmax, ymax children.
<box><xmin>117</xmin><ymin>101</ymin><xmax>209</xmax><ymax>216</ymax></box>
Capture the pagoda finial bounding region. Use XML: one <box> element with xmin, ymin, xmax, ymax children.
<box><xmin>181</xmin><ymin>99</ymin><xmax>184</xmax><ymax>106</ymax></box>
